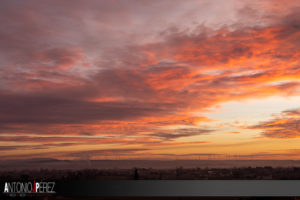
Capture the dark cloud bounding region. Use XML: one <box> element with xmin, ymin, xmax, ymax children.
<box><xmin>282</xmin><ymin>108</ymin><xmax>300</xmax><ymax>116</ymax></box>
<box><xmin>249</xmin><ymin>108</ymin><xmax>300</xmax><ymax>138</ymax></box>
<box><xmin>149</xmin><ymin>128</ymin><xmax>214</xmax><ymax>140</ymax></box>
<box><xmin>0</xmin><ymin>92</ymin><xmax>170</xmax><ymax>125</ymax></box>
<box><xmin>0</xmin><ymin>146</ymin><xmax>25</xmax><ymax>151</ymax></box>
<box><xmin>0</xmin><ymin>143</ymin><xmax>80</xmax><ymax>151</ymax></box>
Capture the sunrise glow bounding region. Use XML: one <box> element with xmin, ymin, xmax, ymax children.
<box><xmin>1</xmin><ymin>0</ymin><xmax>300</xmax><ymax>161</ymax></box>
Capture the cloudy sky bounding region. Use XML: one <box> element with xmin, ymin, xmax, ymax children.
<box><xmin>1</xmin><ymin>0</ymin><xmax>300</xmax><ymax>160</ymax></box>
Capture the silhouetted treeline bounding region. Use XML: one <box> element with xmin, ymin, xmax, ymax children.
<box><xmin>1</xmin><ymin>166</ymin><xmax>300</xmax><ymax>181</ymax></box>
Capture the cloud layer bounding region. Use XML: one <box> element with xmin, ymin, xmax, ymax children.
<box><xmin>0</xmin><ymin>0</ymin><xmax>300</xmax><ymax>160</ymax></box>
<box><xmin>249</xmin><ymin>108</ymin><xmax>300</xmax><ymax>138</ymax></box>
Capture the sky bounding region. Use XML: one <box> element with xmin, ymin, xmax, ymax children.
<box><xmin>1</xmin><ymin>0</ymin><xmax>300</xmax><ymax>160</ymax></box>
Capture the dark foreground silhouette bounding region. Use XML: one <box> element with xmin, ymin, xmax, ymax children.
<box><xmin>1</xmin><ymin>166</ymin><xmax>300</xmax><ymax>181</ymax></box>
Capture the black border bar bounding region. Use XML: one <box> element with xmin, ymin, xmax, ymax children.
<box><xmin>55</xmin><ymin>180</ymin><xmax>300</xmax><ymax>197</ymax></box>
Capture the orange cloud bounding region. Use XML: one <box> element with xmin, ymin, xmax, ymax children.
<box><xmin>249</xmin><ymin>108</ymin><xmax>300</xmax><ymax>138</ymax></box>
<box><xmin>1</xmin><ymin>0</ymin><xmax>300</xmax><ymax>159</ymax></box>
<box><xmin>229</xmin><ymin>132</ymin><xmax>240</xmax><ymax>134</ymax></box>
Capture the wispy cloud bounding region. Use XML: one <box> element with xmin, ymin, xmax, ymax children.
<box><xmin>249</xmin><ymin>108</ymin><xmax>300</xmax><ymax>138</ymax></box>
<box><xmin>149</xmin><ymin>128</ymin><xmax>214</xmax><ymax>140</ymax></box>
